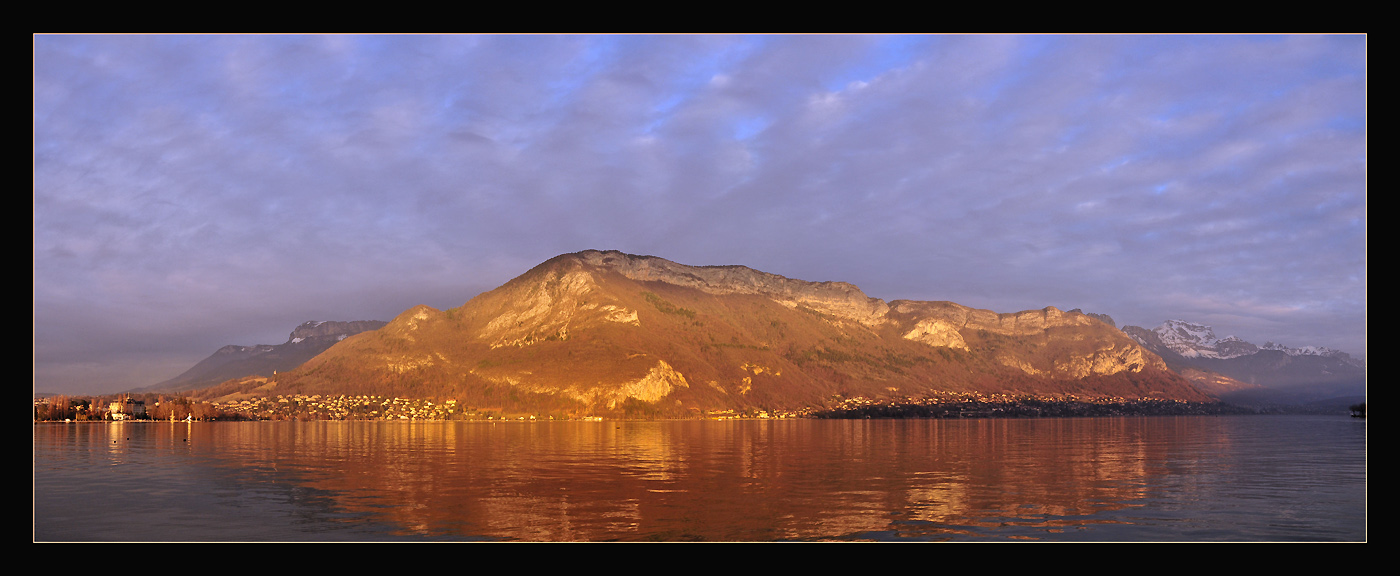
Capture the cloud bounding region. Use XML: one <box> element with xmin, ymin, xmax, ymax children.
<box><xmin>34</xmin><ymin>35</ymin><xmax>1366</xmax><ymax>394</ymax></box>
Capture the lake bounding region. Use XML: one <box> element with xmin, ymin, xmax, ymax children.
<box><xmin>33</xmin><ymin>415</ymin><xmax>1365</xmax><ymax>542</ymax></box>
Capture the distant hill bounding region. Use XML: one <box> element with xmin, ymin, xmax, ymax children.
<box><xmin>137</xmin><ymin>320</ymin><xmax>386</xmax><ymax>393</ymax></box>
<box><xmin>1122</xmin><ymin>320</ymin><xmax>1364</xmax><ymax>408</ymax></box>
<box><xmin>234</xmin><ymin>250</ymin><xmax>1209</xmax><ymax>417</ymax></box>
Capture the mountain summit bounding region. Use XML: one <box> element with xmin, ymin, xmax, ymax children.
<box><xmin>271</xmin><ymin>250</ymin><xmax>1209</xmax><ymax>416</ymax></box>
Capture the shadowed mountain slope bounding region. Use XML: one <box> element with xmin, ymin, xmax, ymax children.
<box><xmin>139</xmin><ymin>320</ymin><xmax>387</xmax><ymax>393</ymax></box>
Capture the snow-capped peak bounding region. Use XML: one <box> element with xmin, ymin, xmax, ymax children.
<box><xmin>1147</xmin><ymin>320</ymin><xmax>1358</xmax><ymax>365</ymax></box>
<box><xmin>1152</xmin><ymin>320</ymin><xmax>1255</xmax><ymax>359</ymax></box>
<box><xmin>1155</xmin><ymin>320</ymin><xmax>1218</xmax><ymax>354</ymax></box>
<box><xmin>1260</xmin><ymin>342</ymin><xmax>1343</xmax><ymax>358</ymax></box>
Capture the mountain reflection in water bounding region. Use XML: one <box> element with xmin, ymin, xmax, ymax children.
<box><xmin>33</xmin><ymin>416</ymin><xmax>1365</xmax><ymax>542</ymax></box>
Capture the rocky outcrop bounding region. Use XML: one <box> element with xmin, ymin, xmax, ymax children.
<box><xmin>573</xmin><ymin>250</ymin><xmax>890</xmax><ymax>326</ymax></box>
<box><xmin>891</xmin><ymin>301</ymin><xmax>1104</xmax><ymax>337</ymax></box>
<box><xmin>609</xmin><ymin>360</ymin><xmax>689</xmax><ymax>407</ymax></box>
<box><xmin>968</xmin><ymin>306</ymin><xmax>1100</xmax><ymax>337</ymax></box>
<box><xmin>1069</xmin><ymin>309</ymin><xmax>1116</xmax><ymax>329</ymax></box>
<box><xmin>902</xmin><ymin>318</ymin><xmax>970</xmax><ymax>351</ymax></box>
<box><xmin>1051</xmin><ymin>342</ymin><xmax>1153</xmax><ymax>379</ymax></box>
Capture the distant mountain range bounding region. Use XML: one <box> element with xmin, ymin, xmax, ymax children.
<box><xmin>1132</xmin><ymin>319</ymin><xmax>1362</xmax><ymax>365</ymax></box>
<box><xmin>191</xmin><ymin>250</ymin><xmax>1211</xmax><ymax>417</ymax></box>
<box><xmin>1121</xmin><ymin>320</ymin><xmax>1364</xmax><ymax>408</ymax></box>
<box><xmin>153</xmin><ymin>251</ymin><xmax>1362</xmax><ymax>416</ymax></box>
<box><xmin>136</xmin><ymin>320</ymin><xmax>386</xmax><ymax>393</ymax></box>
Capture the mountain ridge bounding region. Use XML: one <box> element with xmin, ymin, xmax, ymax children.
<box><xmin>1142</xmin><ymin>319</ymin><xmax>1360</xmax><ymax>364</ymax></box>
<box><xmin>1121</xmin><ymin>320</ymin><xmax>1364</xmax><ymax>406</ymax></box>
<box><xmin>242</xmin><ymin>250</ymin><xmax>1209</xmax><ymax>417</ymax></box>
<box><xmin>136</xmin><ymin>320</ymin><xmax>387</xmax><ymax>393</ymax></box>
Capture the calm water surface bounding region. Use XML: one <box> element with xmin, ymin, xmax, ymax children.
<box><xmin>33</xmin><ymin>416</ymin><xmax>1365</xmax><ymax>541</ymax></box>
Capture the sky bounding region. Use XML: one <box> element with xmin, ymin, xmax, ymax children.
<box><xmin>34</xmin><ymin>35</ymin><xmax>1366</xmax><ymax>396</ymax></box>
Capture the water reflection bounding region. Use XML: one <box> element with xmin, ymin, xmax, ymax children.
<box><xmin>34</xmin><ymin>416</ymin><xmax>1365</xmax><ymax>541</ymax></box>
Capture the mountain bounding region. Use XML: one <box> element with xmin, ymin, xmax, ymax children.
<box><xmin>139</xmin><ymin>320</ymin><xmax>387</xmax><ymax>393</ymax></box>
<box><xmin>1138</xmin><ymin>319</ymin><xmax>1363</xmax><ymax>366</ymax></box>
<box><xmin>1122</xmin><ymin>320</ymin><xmax>1365</xmax><ymax>407</ymax></box>
<box><xmin>256</xmin><ymin>250</ymin><xmax>1209</xmax><ymax>417</ymax></box>
<box><xmin>1068</xmin><ymin>309</ymin><xmax>1116</xmax><ymax>329</ymax></box>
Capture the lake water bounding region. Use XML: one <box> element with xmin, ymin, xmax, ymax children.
<box><xmin>33</xmin><ymin>415</ymin><xmax>1365</xmax><ymax>542</ymax></box>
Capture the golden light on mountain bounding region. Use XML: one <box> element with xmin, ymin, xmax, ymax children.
<box><xmin>255</xmin><ymin>250</ymin><xmax>1211</xmax><ymax>417</ymax></box>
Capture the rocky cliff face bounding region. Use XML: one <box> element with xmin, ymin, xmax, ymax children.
<box><xmin>886</xmin><ymin>300</ymin><xmax>1168</xmax><ymax>378</ymax></box>
<box><xmin>559</xmin><ymin>251</ymin><xmax>1164</xmax><ymax>380</ymax></box>
<box><xmin>288</xmin><ymin>320</ymin><xmax>388</xmax><ymax>343</ymax></box>
<box><xmin>273</xmin><ymin>250</ymin><xmax>1208</xmax><ymax>416</ymax></box>
<box><xmin>571</xmin><ymin>250</ymin><xmax>892</xmax><ymax>326</ymax></box>
<box><xmin>1068</xmin><ymin>309</ymin><xmax>1116</xmax><ymax>329</ymax></box>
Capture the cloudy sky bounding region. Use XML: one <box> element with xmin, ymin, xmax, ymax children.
<box><xmin>34</xmin><ymin>35</ymin><xmax>1366</xmax><ymax>395</ymax></box>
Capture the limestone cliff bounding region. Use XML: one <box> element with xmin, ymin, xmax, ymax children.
<box><xmin>572</xmin><ymin>250</ymin><xmax>891</xmax><ymax>326</ymax></box>
<box><xmin>274</xmin><ymin>250</ymin><xmax>1210</xmax><ymax>416</ymax></box>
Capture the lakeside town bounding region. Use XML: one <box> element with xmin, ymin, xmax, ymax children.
<box><xmin>33</xmin><ymin>391</ymin><xmax>1248</xmax><ymax>422</ymax></box>
<box><xmin>34</xmin><ymin>393</ymin><xmax>566</xmax><ymax>422</ymax></box>
<box><xmin>811</xmin><ymin>392</ymin><xmax>1249</xmax><ymax>418</ymax></box>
